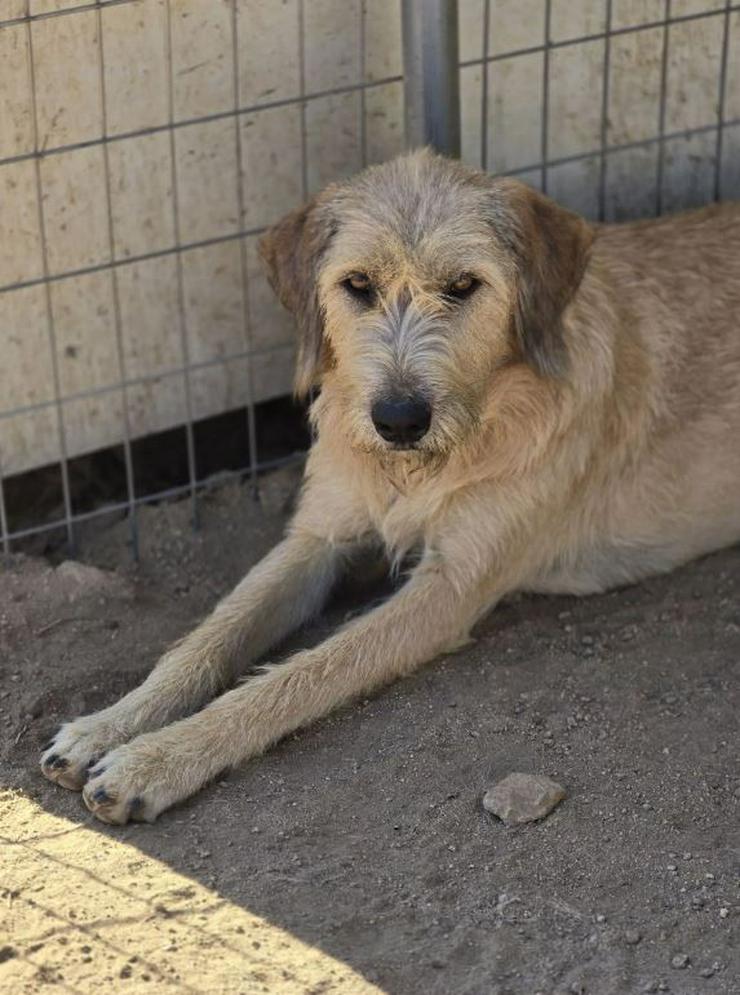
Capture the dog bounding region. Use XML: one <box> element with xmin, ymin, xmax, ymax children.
<box><xmin>41</xmin><ymin>150</ymin><xmax>740</xmax><ymax>824</ymax></box>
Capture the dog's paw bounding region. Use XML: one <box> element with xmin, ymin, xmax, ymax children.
<box><xmin>81</xmin><ymin>741</ymin><xmax>179</xmax><ymax>825</ymax></box>
<box><xmin>40</xmin><ymin>714</ymin><xmax>129</xmax><ymax>791</ymax></box>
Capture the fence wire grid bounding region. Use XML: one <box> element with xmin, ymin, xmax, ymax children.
<box><xmin>0</xmin><ymin>0</ymin><xmax>739</xmax><ymax>560</ymax></box>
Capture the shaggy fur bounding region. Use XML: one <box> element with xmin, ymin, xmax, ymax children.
<box><xmin>41</xmin><ymin>150</ymin><xmax>740</xmax><ymax>824</ymax></box>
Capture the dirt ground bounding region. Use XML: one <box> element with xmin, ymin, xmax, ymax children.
<box><xmin>1</xmin><ymin>464</ymin><xmax>738</xmax><ymax>995</ymax></box>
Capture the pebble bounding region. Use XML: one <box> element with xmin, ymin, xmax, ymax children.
<box><xmin>623</xmin><ymin>929</ymin><xmax>642</xmax><ymax>945</ymax></box>
<box><xmin>670</xmin><ymin>953</ymin><xmax>690</xmax><ymax>969</ymax></box>
<box><xmin>482</xmin><ymin>773</ymin><xmax>566</xmax><ymax>825</ymax></box>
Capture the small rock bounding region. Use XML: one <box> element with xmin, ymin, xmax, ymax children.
<box><xmin>699</xmin><ymin>966</ymin><xmax>715</xmax><ymax>979</ymax></box>
<box><xmin>624</xmin><ymin>929</ymin><xmax>642</xmax><ymax>945</ymax></box>
<box><xmin>482</xmin><ymin>772</ymin><xmax>566</xmax><ymax>825</ymax></box>
<box><xmin>670</xmin><ymin>953</ymin><xmax>690</xmax><ymax>969</ymax></box>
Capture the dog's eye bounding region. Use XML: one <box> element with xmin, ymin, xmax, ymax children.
<box><xmin>343</xmin><ymin>272</ymin><xmax>374</xmax><ymax>302</ymax></box>
<box><xmin>446</xmin><ymin>274</ymin><xmax>479</xmax><ymax>300</ymax></box>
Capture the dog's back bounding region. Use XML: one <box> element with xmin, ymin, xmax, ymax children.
<box><xmin>557</xmin><ymin>203</ymin><xmax>740</xmax><ymax>587</ymax></box>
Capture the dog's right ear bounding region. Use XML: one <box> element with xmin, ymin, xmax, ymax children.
<box><xmin>258</xmin><ymin>200</ymin><xmax>336</xmax><ymax>398</ymax></box>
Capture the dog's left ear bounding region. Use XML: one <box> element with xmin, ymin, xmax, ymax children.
<box><xmin>258</xmin><ymin>198</ymin><xmax>336</xmax><ymax>398</ymax></box>
<box><xmin>490</xmin><ymin>180</ymin><xmax>594</xmax><ymax>378</ymax></box>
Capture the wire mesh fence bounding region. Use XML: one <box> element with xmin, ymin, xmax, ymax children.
<box><xmin>459</xmin><ymin>0</ymin><xmax>740</xmax><ymax>217</ymax></box>
<box><xmin>1</xmin><ymin>0</ymin><xmax>738</xmax><ymax>559</ymax></box>
<box><xmin>0</xmin><ymin>0</ymin><xmax>404</xmax><ymax>557</ymax></box>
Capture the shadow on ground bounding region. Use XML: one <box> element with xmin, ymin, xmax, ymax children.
<box><xmin>1</xmin><ymin>468</ymin><xmax>738</xmax><ymax>994</ymax></box>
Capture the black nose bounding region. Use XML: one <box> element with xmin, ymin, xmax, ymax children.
<box><xmin>371</xmin><ymin>396</ymin><xmax>432</xmax><ymax>445</ymax></box>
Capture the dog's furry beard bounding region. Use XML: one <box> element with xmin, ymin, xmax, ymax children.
<box><xmin>329</xmin><ymin>301</ymin><xmax>479</xmax><ymax>487</ymax></box>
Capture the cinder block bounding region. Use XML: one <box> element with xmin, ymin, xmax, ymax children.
<box><xmin>487</xmin><ymin>51</ymin><xmax>544</xmax><ymax>172</ymax></box>
<box><xmin>127</xmin><ymin>370</ymin><xmax>187</xmax><ymax>438</ymax></box>
<box><xmin>50</xmin><ymin>270</ymin><xmax>120</xmax><ymax>396</ymax></box>
<box><xmin>608</xmin><ymin>27</ymin><xmax>663</xmax><ymax>145</ymax></box>
<box><xmin>665</xmin><ymin>16</ymin><xmax>723</xmax><ymax>133</ymax></box>
<box><xmin>612</xmin><ymin>0</ymin><xmax>664</xmax><ymax>30</ymax></box>
<box><xmin>364</xmin><ymin>81</ymin><xmax>404</xmax><ymax>166</ymax></box>
<box><xmin>40</xmin><ymin>145</ymin><xmax>110</xmax><ymax>274</ymax></box>
<box><xmin>724</xmin><ymin>12</ymin><xmax>740</xmax><ymax>121</ymax></box>
<box><xmin>720</xmin><ymin>122</ymin><xmax>740</xmax><ymax>199</ymax></box>
<box><xmin>0</xmin><ymin>406</ymin><xmax>60</xmax><ymax>476</ymax></box>
<box><xmin>0</xmin><ymin>160</ymin><xmax>42</xmax><ymax>286</ymax></box>
<box><xmin>116</xmin><ymin>255</ymin><xmax>182</xmax><ymax>379</ymax></box>
<box><xmin>0</xmin><ymin>284</ymin><xmax>53</xmax><ymax>409</ymax></box>
<box><xmin>551</xmin><ymin>0</ymin><xmax>607</xmax><ymax>42</ymax></box>
<box><xmin>489</xmin><ymin>0</ymin><xmax>545</xmax><ymax>56</ymax></box>
<box><xmin>304</xmin><ymin>0</ymin><xmax>361</xmax><ymax>93</ymax></box>
<box><xmin>549</xmin><ymin>39</ymin><xmax>604</xmax><ymax>159</ymax></box>
<box><xmin>102</xmin><ymin>0</ymin><xmax>168</xmax><ymax>136</ymax></box>
<box><xmin>547</xmin><ymin>155</ymin><xmax>601</xmax><ymax>219</ymax></box>
<box><xmin>661</xmin><ymin>129</ymin><xmax>717</xmax><ymax>212</ymax></box>
<box><xmin>671</xmin><ymin>1</ymin><xmax>725</xmax><ymax>17</ymax></box>
<box><xmin>170</xmin><ymin>0</ymin><xmax>234</xmax><ymax>121</ymax></box>
<box><xmin>245</xmin><ymin>234</ymin><xmax>295</xmax><ymax>352</ymax></box>
<box><xmin>63</xmin><ymin>390</ymin><xmax>125</xmax><ymax>460</ymax></box>
<box><xmin>180</xmin><ymin>240</ymin><xmax>246</xmax><ymax>365</ymax></box>
<box><xmin>32</xmin><ymin>8</ymin><xmax>101</xmax><ymax>149</ymax></box>
<box><xmin>108</xmin><ymin>131</ymin><xmax>175</xmax><ymax>259</ymax></box>
<box><xmin>237</xmin><ymin>0</ymin><xmax>300</xmax><ymax>107</ymax></box>
<box><xmin>189</xmin><ymin>356</ymin><xmax>251</xmax><ymax>423</ymax></box>
<box><xmin>251</xmin><ymin>344</ymin><xmax>295</xmax><ymax>404</ymax></box>
<box><xmin>175</xmin><ymin>117</ymin><xmax>239</xmax><ymax>243</ymax></box>
<box><xmin>365</xmin><ymin>0</ymin><xmax>402</xmax><ymax>80</ymax></box>
<box><xmin>459</xmin><ymin>0</ymin><xmax>485</xmax><ymax>62</ymax></box>
<box><xmin>30</xmin><ymin>1</ymin><xmax>89</xmax><ymax>12</ymax></box>
<box><xmin>305</xmin><ymin>90</ymin><xmax>361</xmax><ymax>194</ymax></box>
<box><xmin>5</xmin><ymin>2</ymin><xmax>31</xmax><ymax>19</ymax></box>
<box><xmin>604</xmin><ymin>145</ymin><xmax>659</xmax><ymax>221</ymax></box>
<box><xmin>0</xmin><ymin>24</ymin><xmax>34</xmax><ymax>160</ymax></box>
<box><xmin>240</xmin><ymin>104</ymin><xmax>303</xmax><ymax>230</ymax></box>
<box><xmin>460</xmin><ymin>65</ymin><xmax>483</xmax><ymax>170</ymax></box>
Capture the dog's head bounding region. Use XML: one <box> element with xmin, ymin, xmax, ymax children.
<box><xmin>259</xmin><ymin>150</ymin><xmax>592</xmax><ymax>462</ymax></box>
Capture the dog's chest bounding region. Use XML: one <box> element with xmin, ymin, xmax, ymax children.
<box><xmin>369</xmin><ymin>483</ymin><xmax>446</xmax><ymax>562</ymax></box>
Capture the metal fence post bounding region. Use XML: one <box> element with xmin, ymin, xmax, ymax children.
<box><xmin>401</xmin><ymin>0</ymin><xmax>460</xmax><ymax>157</ymax></box>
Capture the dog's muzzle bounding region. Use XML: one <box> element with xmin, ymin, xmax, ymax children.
<box><xmin>371</xmin><ymin>395</ymin><xmax>432</xmax><ymax>447</ymax></box>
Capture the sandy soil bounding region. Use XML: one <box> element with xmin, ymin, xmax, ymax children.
<box><xmin>1</xmin><ymin>465</ymin><xmax>738</xmax><ymax>995</ymax></box>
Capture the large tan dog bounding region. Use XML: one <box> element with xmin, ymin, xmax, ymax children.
<box><xmin>41</xmin><ymin>150</ymin><xmax>740</xmax><ymax>824</ymax></box>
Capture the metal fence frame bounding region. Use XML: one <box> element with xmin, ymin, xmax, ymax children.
<box><xmin>1</xmin><ymin>0</ymin><xmax>738</xmax><ymax>559</ymax></box>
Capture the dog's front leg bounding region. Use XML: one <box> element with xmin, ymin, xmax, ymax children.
<box><xmin>80</xmin><ymin>552</ymin><xmax>487</xmax><ymax>823</ymax></box>
<box><xmin>41</xmin><ymin>530</ymin><xmax>349</xmax><ymax>790</ymax></box>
